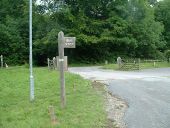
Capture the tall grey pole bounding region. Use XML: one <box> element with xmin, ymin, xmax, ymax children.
<box><xmin>58</xmin><ymin>31</ymin><xmax>66</xmax><ymax>108</ymax></box>
<box><xmin>29</xmin><ymin>0</ymin><xmax>34</xmax><ymax>101</ymax></box>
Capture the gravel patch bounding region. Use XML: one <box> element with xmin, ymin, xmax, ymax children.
<box><xmin>93</xmin><ymin>81</ymin><xmax>128</xmax><ymax>128</ymax></box>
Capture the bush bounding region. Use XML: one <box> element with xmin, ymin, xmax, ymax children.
<box><xmin>165</xmin><ymin>50</ymin><xmax>170</xmax><ymax>62</ymax></box>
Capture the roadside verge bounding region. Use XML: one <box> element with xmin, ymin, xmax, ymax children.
<box><xmin>92</xmin><ymin>81</ymin><xmax>128</xmax><ymax>128</ymax></box>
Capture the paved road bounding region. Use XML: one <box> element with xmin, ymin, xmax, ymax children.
<box><xmin>69</xmin><ymin>67</ymin><xmax>170</xmax><ymax>128</ymax></box>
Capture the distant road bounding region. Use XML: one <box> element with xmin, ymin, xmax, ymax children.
<box><xmin>69</xmin><ymin>67</ymin><xmax>170</xmax><ymax>128</ymax></box>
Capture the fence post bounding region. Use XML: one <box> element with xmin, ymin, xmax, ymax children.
<box><xmin>0</xmin><ymin>55</ymin><xmax>3</xmax><ymax>68</ymax></box>
<box><xmin>138</xmin><ymin>58</ymin><xmax>140</xmax><ymax>70</ymax></box>
<box><xmin>47</xmin><ymin>58</ymin><xmax>50</xmax><ymax>70</ymax></box>
<box><xmin>105</xmin><ymin>60</ymin><xmax>108</xmax><ymax>65</ymax></box>
<box><xmin>153</xmin><ymin>61</ymin><xmax>156</xmax><ymax>67</ymax></box>
<box><xmin>53</xmin><ymin>57</ymin><xmax>57</xmax><ymax>70</ymax></box>
<box><xmin>117</xmin><ymin>57</ymin><xmax>122</xmax><ymax>70</ymax></box>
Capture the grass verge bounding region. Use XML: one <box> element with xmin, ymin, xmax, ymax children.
<box><xmin>102</xmin><ymin>62</ymin><xmax>170</xmax><ymax>70</ymax></box>
<box><xmin>0</xmin><ymin>67</ymin><xmax>107</xmax><ymax>128</ymax></box>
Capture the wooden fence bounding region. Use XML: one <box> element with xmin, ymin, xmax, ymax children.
<box><xmin>119</xmin><ymin>58</ymin><xmax>166</xmax><ymax>71</ymax></box>
<box><xmin>47</xmin><ymin>56</ymin><xmax>68</xmax><ymax>71</ymax></box>
<box><xmin>120</xmin><ymin>62</ymin><xmax>140</xmax><ymax>71</ymax></box>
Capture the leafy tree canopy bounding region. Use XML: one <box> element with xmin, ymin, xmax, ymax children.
<box><xmin>0</xmin><ymin>0</ymin><xmax>168</xmax><ymax>65</ymax></box>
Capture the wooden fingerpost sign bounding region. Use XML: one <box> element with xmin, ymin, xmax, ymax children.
<box><xmin>58</xmin><ymin>31</ymin><xmax>76</xmax><ymax>108</ymax></box>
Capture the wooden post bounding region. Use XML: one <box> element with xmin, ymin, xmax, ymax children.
<box><xmin>105</xmin><ymin>60</ymin><xmax>108</xmax><ymax>65</ymax></box>
<box><xmin>48</xmin><ymin>106</ymin><xmax>57</xmax><ymax>125</ymax></box>
<box><xmin>138</xmin><ymin>58</ymin><xmax>140</xmax><ymax>63</ymax></box>
<box><xmin>0</xmin><ymin>55</ymin><xmax>3</xmax><ymax>68</ymax></box>
<box><xmin>153</xmin><ymin>62</ymin><xmax>156</xmax><ymax>67</ymax></box>
<box><xmin>57</xmin><ymin>31</ymin><xmax>76</xmax><ymax>108</ymax></box>
<box><xmin>117</xmin><ymin>57</ymin><xmax>122</xmax><ymax>70</ymax></box>
<box><xmin>138</xmin><ymin>58</ymin><xmax>140</xmax><ymax>70</ymax></box>
<box><xmin>5</xmin><ymin>63</ymin><xmax>8</xmax><ymax>68</ymax></box>
<box><xmin>47</xmin><ymin>58</ymin><xmax>50</xmax><ymax>70</ymax></box>
<box><xmin>53</xmin><ymin>57</ymin><xmax>57</xmax><ymax>70</ymax></box>
<box><xmin>58</xmin><ymin>31</ymin><xmax>66</xmax><ymax>108</ymax></box>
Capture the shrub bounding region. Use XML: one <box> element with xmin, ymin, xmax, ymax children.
<box><xmin>165</xmin><ymin>50</ymin><xmax>170</xmax><ymax>62</ymax></box>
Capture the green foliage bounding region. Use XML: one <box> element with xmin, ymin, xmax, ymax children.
<box><xmin>165</xmin><ymin>50</ymin><xmax>170</xmax><ymax>62</ymax></box>
<box><xmin>155</xmin><ymin>0</ymin><xmax>170</xmax><ymax>49</ymax></box>
<box><xmin>0</xmin><ymin>0</ymin><xmax>169</xmax><ymax>65</ymax></box>
<box><xmin>0</xmin><ymin>0</ymin><xmax>29</xmax><ymax>65</ymax></box>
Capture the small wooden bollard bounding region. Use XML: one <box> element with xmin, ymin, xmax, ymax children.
<box><xmin>117</xmin><ymin>57</ymin><xmax>122</xmax><ymax>69</ymax></box>
<box><xmin>153</xmin><ymin>62</ymin><xmax>156</xmax><ymax>67</ymax></box>
<box><xmin>138</xmin><ymin>58</ymin><xmax>141</xmax><ymax>63</ymax></box>
<box><xmin>48</xmin><ymin>106</ymin><xmax>57</xmax><ymax>125</ymax></box>
<box><xmin>53</xmin><ymin>57</ymin><xmax>57</xmax><ymax>70</ymax></box>
<box><xmin>0</xmin><ymin>55</ymin><xmax>3</xmax><ymax>68</ymax></box>
<box><xmin>105</xmin><ymin>60</ymin><xmax>108</xmax><ymax>65</ymax></box>
<box><xmin>5</xmin><ymin>63</ymin><xmax>8</xmax><ymax>68</ymax></box>
<box><xmin>138</xmin><ymin>58</ymin><xmax>140</xmax><ymax>70</ymax></box>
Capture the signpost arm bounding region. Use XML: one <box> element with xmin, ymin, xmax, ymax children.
<box><xmin>58</xmin><ymin>31</ymin><xmax>66</xmax><ymax>108</ymax></box>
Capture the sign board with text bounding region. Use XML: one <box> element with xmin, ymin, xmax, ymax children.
<box><xmin>64</xmin><ymin>37</ymin><xmax>76</xmax><ymax>48</ymax></box>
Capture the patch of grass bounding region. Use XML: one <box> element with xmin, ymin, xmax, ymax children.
<box><xmin>69</xmin><ymin>63</ymin><xmax>103</xmax><ymax>67</ymax></box>
<box><xmin>102</xmin><ymin>64</ymin><xmax>118</xmax><ymax>70</ymax></box>
<box><xmin>140</xmin><ymin>62</ymin><xmax>170</xmax><ymax>69</ymax></box>
<box><xmin>102</xmin><ymin>62</ymin><xmax>170</xmax><ymax>70</ymax></box>
<box><xmin>0</xmin><ymin>67</ymin><xmax>107</xmax><ymax>128</ymax></box>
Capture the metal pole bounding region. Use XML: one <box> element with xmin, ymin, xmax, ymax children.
<box><xmin>58</xmin><ymin>31</ymin><xmax>66</xmax><ymax>108</ymax></box>
<box><xmin>29</xmin><ymin>0</ymin><xmax>34</xmax><ymax>101</ymax></box>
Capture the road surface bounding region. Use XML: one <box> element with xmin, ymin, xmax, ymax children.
<box><xmin>69</xmin><ymin>67</ymin><xmax>170</xmax><ymax>128</ymax></box>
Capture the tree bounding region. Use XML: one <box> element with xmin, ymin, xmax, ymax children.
<box><xmin>0</xmin><ymin>0</ymin><xmax>167</xmax><ymax>65</ymax></box>
<box><xmin>125</xmin><ymin>0</ymin><xmax>165</xmax><ymax>58</ymax></box>
<box><xmin>165</xmin><ymin>50</ymin><xmax>170</xmax><ymax>62</ymax></box>
<box><xmin>0</xmin><ymin>0</ymin><xmax>29</xmax><ymax>64</ymax></box>
<box><xmin>155</xmin><ymin>0</ymin><xmax>170</xmax><ymax>49</ymax></box>
<box><xmin>30</xmin><ymin>0</ymin><xmax>168</xmax><ymax>63</ymax></box>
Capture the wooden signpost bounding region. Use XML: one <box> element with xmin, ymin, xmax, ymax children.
<box><xmin>58</xmin><ymin>31</ymin><xmax>76</xmax><ymax>108</ymax></box>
